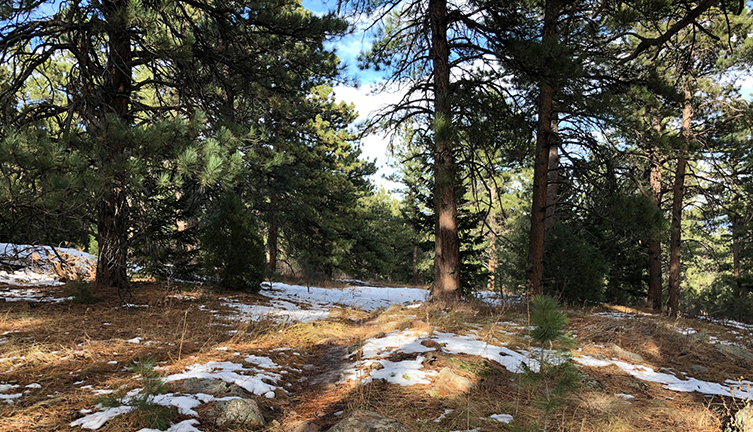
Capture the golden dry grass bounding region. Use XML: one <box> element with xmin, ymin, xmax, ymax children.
<box><xmin>0</xmin><ymin>283</ymin><xmax>750</xmax><ymax>431</ymax></box>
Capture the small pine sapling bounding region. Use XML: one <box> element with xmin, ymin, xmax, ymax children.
<box><xmin>93</xmin><ymin>357</ymin><xmax>175</xmax><ymax>429</ymax></box>
<box><xmin>520</xmin><ymin>295</ymin><xmax>579</xmax><ymax>431</ymax></box>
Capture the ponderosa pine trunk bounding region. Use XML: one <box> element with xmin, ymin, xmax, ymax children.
<box><xmin>668</xmin><ymin>89</ymin><xmax>692</xmax><ymax>318</ymax></box>
<box><xmin>430</xmin><ymin>0</ymin><xmax>461</xmax><ymax>301</ymax></box>
<box><xmin>544</xmin><ymin>116</ymin><xmax>560</xmax><ymax>240</ymax></box>
<box><xmin>526</xmin><ymin>0</ymin><xmax>561</xmax><ymax>297</ymax></box>
<box><xmin>96</xmin><ymin>0</ymin><xmax>132</xmax><ymax>293</ymax></box>
<box><xmin>647</xmin><ymin>146</ymin><xmax>663</xmax><ymax>311</ymax></box>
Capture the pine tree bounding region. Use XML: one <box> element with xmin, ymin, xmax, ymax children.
<box><xmin>0</xmin><ymin>0</ymin><xmax>348</xmax><ymax>298</ymax></box>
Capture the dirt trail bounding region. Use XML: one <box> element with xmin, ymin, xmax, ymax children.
<box><xmin>277</xmin><ymin>344</ymin><xmax>359</xmax><ymax>430</ymax></box>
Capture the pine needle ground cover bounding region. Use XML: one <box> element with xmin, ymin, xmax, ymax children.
<box><xmin>0</xmin><ymin>282</ymin><xmax>751</xmax><ymax>432</ymax></box>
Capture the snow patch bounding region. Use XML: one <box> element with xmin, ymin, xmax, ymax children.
<box><xmin>489</xmin><ymin>413</ymin><xmax>514</xmax><ymax>423</ymax></box>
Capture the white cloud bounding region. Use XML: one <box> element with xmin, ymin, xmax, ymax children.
<box><xmin>334</xmin><ymin>84</ymin><xmax>409</xmax><ymax>192</ymax></box>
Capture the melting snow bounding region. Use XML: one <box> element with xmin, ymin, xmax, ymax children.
<box><xmin>489</xmin><ymin>413</ymin><xmax>514</xmax><ymax>423</ymax></box>
<box><xmin>221</xmin><ymin>282</ymin><xmax>428</xmax><ymax>323</ymax></box>
<box><xmin>163</xmin><ymin>361</ymin><xmax>280</xmax><ymax>397</ymax></box>
<box><xmin>342</xmin><ymin>327</ymin><xmax>541</xmax><ymax>387</ymax></box>
<box><xmin>70</xmin><ymin>406</ymin><xmax>135</xmax><ymax>429</ymax></box>
<box><xmin>575</xmin><ymin>356</ymin><xmax>753</xmax><ymax>400</ymax></box>
<box><xmin>136</xmin><ymin>419</ymin><xmax>202</xmax><ymax>432</ymax></box>
<box><xmin>0</xmin><ymin>243</ymin><xmax>95</xmax><ymax>287</ymax></box>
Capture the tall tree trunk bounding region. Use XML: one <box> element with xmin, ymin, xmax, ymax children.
<box><xmin>413</xmin><ymin>245</ymin><xmax>419</xmax><ymax>285</ymax></box>
<box><xmin>267</xmin><ymin>218</ymin><xmax>278</xmax><ymax>272</ymax></box>
<box><xmin>544</xmin><ymin>116</ymin><xmax>560</xmax><ymax>241</ymax></box>
<box><xmin>668</xmin><ymin>90</ymin><xmax>692</xmax><ymax>317</ymax></box>
<box><xmin>430</xmin><ymin>0</ymin><xmax>461</xmax><ymax>301</ymax></box>
<box><xmin>488</xmin><ymin>184</ymin><xmax>497</xmax><ymax>292</ymax></box>
<box><xmin>526</xmin><ymin>0</ymin><xmax>561</xmax><ymax>296</ymax></box>
<box><xmin>96</xmin><ymin>0</ymin><xmax>132</xmax><ymax>293</ymax></box>
<box><xmin>732</xmin><ymin>213</ymin><xmax>742</xmax><ymax>298</ymax></box>
<box><xmin>647</xmin><ymin>145</ymin><xmax>663</xmax><ymax>311</ymax></box>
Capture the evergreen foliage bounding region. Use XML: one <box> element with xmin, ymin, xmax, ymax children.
<box><xmin>200</xmin><ymin>191</ymin><xmax>266</xmax><ymax>293</ymax></box>
<box><xmin>521</xmin><ymin>295</ymin><xmax>579</xmax><ymax>431</ymax></box>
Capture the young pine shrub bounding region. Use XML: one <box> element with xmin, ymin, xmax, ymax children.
<box><xmin>94</xmin><ymin>357</ymin><xmax>175</xmax><ymax>430</ymax></box>
<box><xmin>520</xmin><ymin>295</ymin><xmax>580</xmax><ymax>432</ymax></box>
<box><xmin>200</xmin><ymin>191</ymin><xmax>265</xmax><ymax>293</ymax></box>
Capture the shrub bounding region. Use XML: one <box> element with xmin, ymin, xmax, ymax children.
<box><xmin>200</xmin><ymin>191</ymin><xmax>265</xmax><ymax>293</ymax></box>
<box><xmin>520</xmin><ymin>295</ymin><xmax>580</xmax><ymax>432</ymax></box>
<box><xmin>67</xmin><ymin>279</ymin><xmax>97</xmax><ymax>304</ymax></box>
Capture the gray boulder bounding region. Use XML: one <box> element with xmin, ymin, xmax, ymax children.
<box><xmin>206</xmin><ymin>398</ymin><xmax>266</xmax><ymax>429</ymax></box>
<box><xmin>327</xmin><ymin>410</ymin><xmax>406</xmax><ymax>432</ymax></box>
<box><xmin>610</xmin><ymin>344</ymin><xmax>644</xmax><ymax>363</ymax></box>
<box><xmin>167</xmin><ymin>377</ymin><xmax>252</xmax><ymax>398</ymax></box>
<box><xmin>714</xmin><ymin>344</ymin><xmax>753</xmax><ymax>362</ymax></box>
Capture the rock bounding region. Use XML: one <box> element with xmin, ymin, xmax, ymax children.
<box><xmin>285</xmin><ymin>420</ymin><xmax>321</xmax><ymax>432</ymax></box>
<box><xmin>689</xmin><ymin>364</ymin><xmax>709</xmax><ymax>374</ymax></box>
<box><xmin>691</xmin><ymin>330</ymin><xmax>709</xmax><ymax>343</ymax></box>
<box><xmin>167</xmin><ymin>378</ymin><xmax>251</xmax><ymax>398</ymax></box>
<box><xmin>714</xmin><ymin>344</ymin><xmax>753</xmax><ymax>362</ymax></box>
<box><xmin>411</xmin><ymin>320</ymin><xmax>432</xmax><ymax>336</ymax></box>
<box><xmin>427</xmin><ymin>367</ymin><xmax>475</xmax><ymax>397</ymax></box>
<box><xmin>610</xmin><ymin>344</ymin><xmax>643</xmax><ymax>363</ymax></box>
<box><xmin>328</xmin><ymin>410</ymin><xmax>406</xmax><ymax>432</ymax></box>
<box><xmin>420</xmin><ymin>339</ymin><xmax>442</xmax><ymax>350</ymax></box>
<box><xmin>206</xmin><ymin>398</ymin><xmax>265</xmax><ymax>429</ymax></box>
<box><xmin>726</xmin><ymin>406</ymin><xmax>753</xmax><ymax>432</ymax></box>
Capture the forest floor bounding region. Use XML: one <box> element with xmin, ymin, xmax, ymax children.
<box><xmin>0</xmin><ymin>278</ymin><xmax>752</xmax><ymax>432</ymax></box>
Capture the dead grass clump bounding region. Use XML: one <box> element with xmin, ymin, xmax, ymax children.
<box><xmin>250</xmin><ymin>320</ymin><xmax>355</xmax><ymax>350</ymax></box>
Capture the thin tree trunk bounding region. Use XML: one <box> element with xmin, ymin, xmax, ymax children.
<box><xmin>544</xmin><ymin>116</ymin><xmax>560</xmax><ymax>241</ymax></box>
<box><xmin>413</xmin><ymin>245</ymin><xmax>419</xmax><ymax>286</ymax></box>
<box><xmin>668</xmin><ymin>90</ymin><xmax>692</xmax><ymax>318</ymax></box>
<box><xmin>526</xmin><ymin>0</ymin><xmax>561</xmax><ymax>297</ymax></box>
<box><xmin>488</xmin><ymin>184</ymin><xmax>497</xmax><ymax>292</ymax></box>
<box><xmin>267</xmin><ymin>218</ymin><xmax>278</xmax><ymax>272</ymax></box>
<box><xmin>430</xmin><ymin>0</ymin><xmax>461</xmax><ymax>301</ymax></box>
<box><xmin>647</xmin><ymin>145</ymin><xmax>663</xmax><ymax>311</ymax></box>
<box><xmin>732</xmin><ymin>213</ymin><xmax>742</xmax><ymax>298</ymax></box>
<box><xmin>96</xmin><ymin>0</ymin><xmax>132</xmax><ymax>293</ymax></box>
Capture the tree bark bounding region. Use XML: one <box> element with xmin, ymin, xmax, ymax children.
<box><xmin>544</xmin><ymin>116</ymin><xmax>560</xmax><ymax>241</ymax></box>
<box><xmin>267</xmin><ymin>218</ymin><xmax>278</xmax><ymax>272</ymax></box>
<box><xmin>430</xmin><ymin>0</ymin><xmax>461</xmax><ymax>301</ymax></box>
<box><xmin>413</xmin><ymin>245</ymin><xmax>419</xmax><ymax>286</ymax></box>
<box><xmin>488</xmin><ymin>184</ymin><xmax>497</xmax><ymax>292</ymax></box>
<box><xmin>647</xmin><ymin>145</ymin><xmax>663</xmax><ymax>311</ymax></box>
<box><xmin>668</xmin><ymin>90</ymin><xmax>692</xmax><ymax>318</ymax></box>
<box><xmin>96</xmin><ymin>0</ymin><xmax>132</xmax><ymax>292</ymax></box>
<box><xmin>732</xmin><ymin>212</ymin><xmax>742</xmax><ymax>298</ymax></box>
<box><xmin>526</xmin><ymin>0</ymin><xmax>561</xmax><ymax>297</ymax></box>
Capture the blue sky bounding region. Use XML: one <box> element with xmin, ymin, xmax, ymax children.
<box><xmin>299</xmin><ymin>0</ymin><xmax>753</xmax><ymax>193</ymax></box>
<box><xmin>300</xmin><ymin>0</ymin><xmax>405</xmax><ymax>192</ymax></box>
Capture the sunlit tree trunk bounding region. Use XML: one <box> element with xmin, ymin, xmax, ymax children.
<box><xmin>544</xmin><ymin>116</ymin><xmax>559</xmax><ymax>241</ymax></box>
<box><xmin>526</xmin><ymin>0</ymin><xmax>561</xmax><ymax>296</ymax></box>
<box><xmin>430</xmin><ymin>0</ymin><xmax>461</xmax><ymax>301</ymax></box>
<box><xmin>267</xmin><ymin>218</ymin><xmax>278</xmax><ymax>272</ymax></box>
<box><xmin>647</xmin><ymin>144</ymin><xmax>663</xmax><ymax>311</ymax></box>
<box><xmin>668</xmin><ymin>89</ymin><xmax>692</xmax><ymax>318</ymax></box>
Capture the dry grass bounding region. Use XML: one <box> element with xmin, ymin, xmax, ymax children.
<box><xmin>0</xmin><ymin>283</ymin><xmax>750</xmax><ymax>431</ymax></box>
